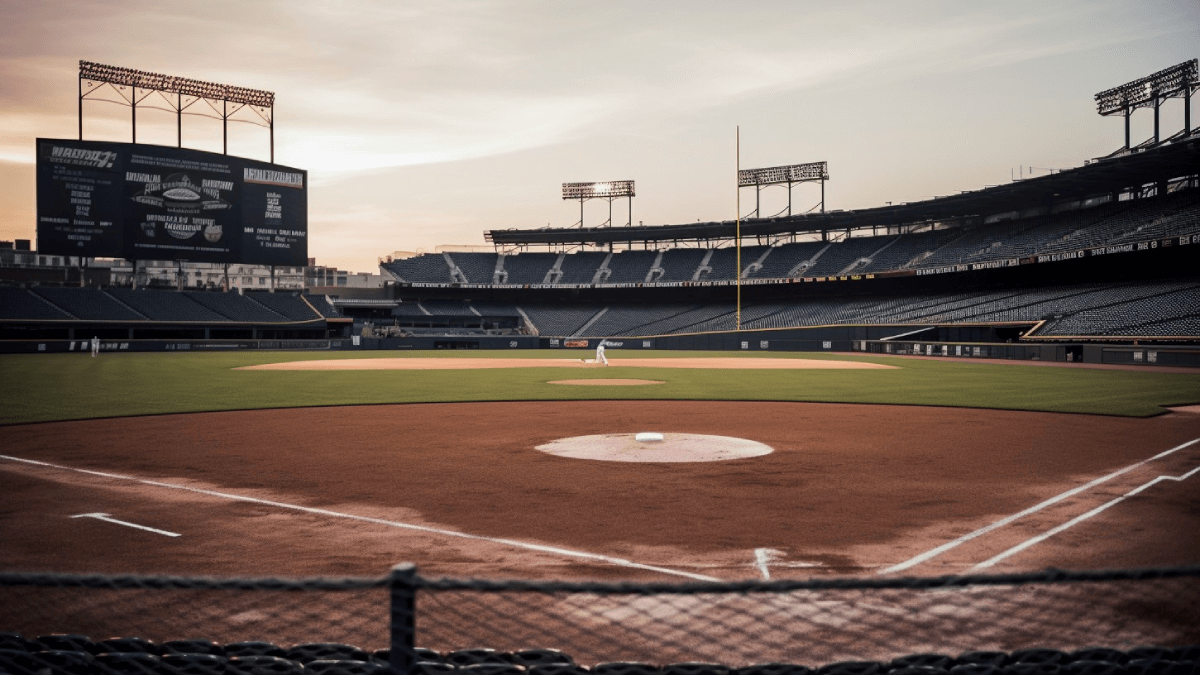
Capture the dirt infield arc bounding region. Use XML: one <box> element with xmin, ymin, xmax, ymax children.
<box><xmin>2</xmin><ymin>400</ymin><xmax>1199</xmax><ymax>581</ymax></box>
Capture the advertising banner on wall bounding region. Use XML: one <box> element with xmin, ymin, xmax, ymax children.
<box><xmin>36</xmin><ymin>138</ymin><xmax>307</xmax><ymax>266</ymax></box>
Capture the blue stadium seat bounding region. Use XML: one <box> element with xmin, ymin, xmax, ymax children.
<box><xmin>1125</xmin><ymin>659</ymin><xmax>1193</xmax><ymax>675</ymax></box>
<box><xmin>444</xmin><ymin>648</ymin><xmax>510</xmax><ymax>666</ymax></box>
<box><xmin>96</xmin><ymin>638</ymin><xmax>159</xmax><ymax>655</ymax></box>
<box><xmin>1003</xmin><ymin>664</ymin><xmax>1062</xmax><ymax>675</ymax></box>
<box><xmin>950</xmin><ymin>666</ymin><xmax>1002</xmax><ymax>675</ymax></box>
<box><xmin>458</xmin><ymin>664</ymin><xmax>526</xmax><ymax>675</ymax></box>
<box><xmin>1062</xmin><ymin>661</ymin><xmax>1127</xmax><ymax>675</ymax></box>
<box><xmin>0</xmin><ymin>648</ymin><xmax>44</xmax><ymax>675</ymax></box>
<box><xmin>372</xmin><ymin>647</ymin><xmax>443</xmax><ymax>665</ymax></box>
<box><xmin>29</xmin><ymin>650</ymin><xmax>98</xmax><ymax>675</ymax></box>
<box><xmin>35</xmin><ymin>634</ymin><xmax>100</xmax><ymax>655</ymax></box>
<box><xmin>891</xmin><ymin>656</ymin><xmax>956</xmax><ymax>671</ymax></box>
<box><xmin>591</xmin><ymin>663</ymin><xmax>662</xmax><ymax>675</ymax></box>
<box><xmin>226</xmin><ymin>655</ymin><xmax>308</xmax><ymax>675</ymax></box>
<box><xmin>889</xmin><ymin>667</ymin><xmax>948</xmax><ymax>675</ymax></box>
<box><xmin>662</xmin><ymin>663</ymin><xmax>731</xmax><ymax>675</ymax></box>
<box><xmin>732</xmin><ymin>665</ymin><xmax>815</xmax><ymax>675</ymax></box>
<box><xmin>1011</xmin><ymin>652</ymin><xmax>1071</xmax><ymax>666</ymax></box>
<box><xmin>304</xmin><ymin>659</ymin><xmax>391</xmax><ymax>675</ymax></box>
<box><xmin>285</xmin><ymin>644</ymin><xmax>371</xmax><ymax>664</ymax></box>
<box><xmin>410</xmin><ymin>662</ymin><xmax>458</xmax><ymax>675</ymax></box>
<box><xmin>225</xmin><ymin>642</ymin><xmax>286</xmax><ymax>658</ymax></box>
<box><xmin>0</xmin><ymin>634</ymin><xmax>35</xmax><ymax>653</ymax></box>
<box><xmin>159</xmin><ymin>640</ymin><xmax>225</xmax><ymax>657</ymax></box>
<box><xmin>95</xmin><ymin>652</ymin><xmax>177</xmax><ymax>675</ymax></box>
<box><xmin>1070</xmin><ymin>652</ymin><xmax>1128</xmax><ymax>666</ymax></box>
<box><xmin>508</xmin><ymin>650</ymin><xmax>575</xmax><ymax>667</ymax></box>
<box><xmin>528</xmin><ymin>666</ymin><xmax>590</xmax><ymax>675</ymax></box>
<box><xmin>817</xmin><ymin>663</ymin><xmax>884</xmax><ymax>675</ymax></box>
<box><xmin>161</xmin><ymin>653</ymin><xmax>229</xmax><ymax>675</ymax></box>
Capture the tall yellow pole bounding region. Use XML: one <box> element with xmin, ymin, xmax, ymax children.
<box><xmin>736</xmin><ymin>126</ymin><xmax>741</xmax><ymax>331</ymax></box>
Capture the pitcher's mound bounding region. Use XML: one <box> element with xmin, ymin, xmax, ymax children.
<box><xmin>536</xmin><ymin>433</ymin><xmax>774</xmax><ymax>463</ymax></box>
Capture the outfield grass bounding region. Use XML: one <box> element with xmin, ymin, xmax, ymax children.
<box><xmin>1</xmin><ymin>349</ymin><xmax>1198</xmax><ymax>425</ymax></box>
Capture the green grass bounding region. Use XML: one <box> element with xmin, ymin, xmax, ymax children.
<box><xmin>1</xmin><ymin>349</ymin><xmax>1198</xmax><ymax>425</ymax></box>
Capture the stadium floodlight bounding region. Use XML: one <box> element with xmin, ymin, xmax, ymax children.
<box><xmin>738</xmin><ymin>161</ymin><xmax>828</xmax><ymax>187</ymax></box>
<box><xmin>562</xmin><ymin>180</ymin><xmax>635</xmax><ymax>227</ymax></box>
<box><xmin>80</xmin><ymin>61</ymin><xmax>275</xmax><ymax>107</ymax></box>
<box><xmin>738</xmin><ymin>161</ymin><xmax>829</xmax><ymax>217</ymax></box>
<box><xmin>562</xmin><ymin>180</ymin><xmax>635</xmax><ymax>200</ymax></box>
<box><xmin>1094</xmin><ymin>59</ymin><xmax>1198</xmax><ymax>149</ymax></box>
<box><xmin>79</xmin><ymin>60</ymin><xmax>277</xmax><ymax>161</ymax></box>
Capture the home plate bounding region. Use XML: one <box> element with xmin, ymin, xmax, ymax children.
<box><xmin>536</xmin><ymin>433</ymin><xmax>774</xmax><ymax>463</ymax></box>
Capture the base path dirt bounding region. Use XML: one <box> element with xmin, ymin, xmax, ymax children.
<box><xmin>2</xmin><ymin>401</ymin><xmax>1198</xmax><ymax>583</ymax></box>
<box><xmin>238</xmin><ymin>357</ymin><xmax>897</xmax><ymax>371</ymax></box>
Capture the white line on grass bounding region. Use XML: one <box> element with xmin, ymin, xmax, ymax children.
<box><xmin>971</xmin><ymin>462</ymin><xmax>1200</xmax><ymax>570</ymax></box>
<box><xmin>878</xmin><ymin>436</ymin><xmax>1200</xmax><ymax>575</ymax></box>
<box><xmin>71</xmin><ymin>512</ymin><xmax>181</xmax><ymax>537</ymax></box>
<box><xmin>0</xmin><ymin>454</ymin><xmax>718</xmax><ymax>582</ymax></box>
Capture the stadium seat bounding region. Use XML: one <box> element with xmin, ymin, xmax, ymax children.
<box><xmin>1123</xmin><ymin>662</ymin><xmax>1189</xmax><ymax>675</ymax></box>
<box><xmin>508</xmin><ymin>649</ymin><xmax>575</xmax><ymax>667</ymax></box>
<box><xmin>957</xmin><ymin>654</ymin><xmax>1009</xmax><ymax>667</ymax></box>
<box><xmin>732</xmin><ymin>664</ymin><xmax>815</xmax><ymax>675</ymax></box>
<box><xmin>410</xmin><ymin>662</ymin><xmax>458</xmax><ymax>675</ymax></box>
<box><xmin>891</xmin><ymin>656</ymin><xmax>956</xmax><ymax>671</ymax></box>
<box><xmin>1071</xmin><ymin>651</ymin><xmax>1128</xmax><ymax>665</ymax></box>
<box><xmin>591</xmin><ymin>663</ymin><xmax>664</xmax><ymax>675</ymax></box>
<box><xmin>889</xmin><ymin>667</ymin><xmax>948</xmax><ymax>675</ymax></box>
<box><xmin>159</xmin><ymin>640</ymin><xmax>225</xmax><ymax>657</ymax></box>
<box><xmin>35</xmin><ymin>634</ymin><xmax>100</xmax><ymax>654</ymax></box>
<box><xmin>28</xmin><ymin>650</ymin><xmax>98</xmax><ymax>675</ymax></box>
<box><xmin>458</xmin><ymin>664</ymin><xmax>526</xmax><ymax>675</ymax></box>
<box><xmin>225</xmin><ymin>642</ymin><xmax>287</xmax><ymax>658</ymax></box>
<box><xmin>1011</xmin><ymin>652</ymin><xmax>1071</xmax><ymax>667</ymax></box>
<box><xmin>528</xmin><ymin>665</ymin><xmax>590</xmax><ymax>675</ymax></box>
<box><xmin>1172</xmin><ymin>648</ymin><xmax>1200</xmax><ymax>663</ymax></box>
<box><xmin>444</xmin><ymin>649</ymin><xmax>511</xmax><ymax>666</ymax></box>
<box><xmin>226</xmin><ymin>655</ymin><xmax>308</xmax><ymax>675</ymax></box>
<box><xmin>950</xmin><ymin>666</ymin><xmax>1002</xmax><ymax>675</ymax></box>
<box><xmin>817</xmin><ymin>662</ymin><xmax>884</xmax><ymax>675</ymax></box>
<box><xmin>285</xmin><ymin>643</ymin><xmax>371</xmax><ymax>663</ymax></box>
<box><xmin>1062</xmin><ymin>661</ymin><xmax>1127</xmax><ymax>675</ymax></box>
<box><xmin>94</xmin><ymin>652</ymin><xmax>178</xmax><ymax>675</ymax></box>
<box><xmin>1003</xmin><ymin>664</ymin><xmax>1062</xmax><ymax>675</ymax></box>
<box><xmin>0</xmin><ymin>634</ymin><xmax>35</xmax><ymax>653</ymax></box>
<box><xmin>662</xmin><ymin>663</ymin><xmax>731</xmax><ymax>675</ymax></box>
<box><xmin>160</xmin><ymin>653</ymin><xmax>230</xmax><ymax>675</ymax></box>
<box><xmin>1124</xmin><ymin>651</ymin><xmax>1174</xmax><ymax>665</ymax></box>
<box><xmin>0</xmin><ymin>648</ymin><xmax>44</xmax><ymax>675</ymax></box>
<box><xmin>304</xmin><ymin>659</ymin><xmax>391</xmax><ymax>675</ymax></box>
<box><xmin>372</xmin><ymin>647</ymin><xmax>444</xmax><ymax>665</ymax></box>
<box><xmin>96</xmin><ymin>638</ymin><xmax>159</xmax><ymax>655</ymax></box>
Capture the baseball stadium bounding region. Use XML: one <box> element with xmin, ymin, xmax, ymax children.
<box><xmin>2</xmin><ymin>53</ymin><xmax>1200</xmax><ymax>675</ymax></box>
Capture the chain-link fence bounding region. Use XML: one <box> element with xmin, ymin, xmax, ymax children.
<box><xmin>2</xmin><ymin>566</ymin><xmax>1198</xmax><ymax>672</ymax></box>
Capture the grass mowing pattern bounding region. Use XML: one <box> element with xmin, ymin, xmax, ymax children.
<box><xmin>2</xmin><ymin>350</ymin><xmax>1198</xmax><ymax>425</ymax></box>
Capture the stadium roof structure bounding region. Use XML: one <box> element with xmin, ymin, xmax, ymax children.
<box><xmin>486</xmin><ymin>134</ymin><xmax>1200</xmax><ymax>247</ymax></box>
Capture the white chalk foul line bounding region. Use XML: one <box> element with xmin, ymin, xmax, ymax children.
<box><xmin>971</xmin><ymin>462</ymin><xmax>1200</xmax><ymax>570</ymax></box>
<box><xmin>71</xmin><ymin>512</ymin><xmax>181</xmax><ymax>538</ymax></box>
<box><xmin>0</xmin><ymin>454</ymin><xmax>717</xmax><ymax>582</ymax></box>
<box><xmin>879</xmin><ymin>436</ymin><xmax>1200</xmax><ymax>575</ymax></box>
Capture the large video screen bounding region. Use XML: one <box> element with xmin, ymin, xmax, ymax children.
<box><xmin>36</xmin><ymin>138</ymin><xmax>308</xmax><ymax>266</ymax></box>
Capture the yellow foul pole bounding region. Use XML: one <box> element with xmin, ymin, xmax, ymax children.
<box><xmin>736</xmin><ymin>126</ymin><xmax>741</xmax><ymax>331</ymax></box>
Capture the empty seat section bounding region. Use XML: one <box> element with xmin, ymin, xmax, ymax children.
<box><xmin>656</xmin><ymin>249</ymin><xmax>708</xmax><ymax>282</ymax></box>
<box><xmin>30</xmin><ymin>287</ymin><xmax>144</xmax><ymax>320</ymax></box>
<box><xmin>520</xmin><ymin>306</ymin><xmax>602</xmax><ymax>336</ymax></box>
<box><xmin>0</xmin><ymin>288</ymin><xmax>76</xmax><ymax>320</ymax></box>
<box><xmin>105</xmin><ymin>288</ymin><xmax>227</xmax><ymax>321</ymax></box>
<box><xmin>383</xmin><ymin>255</ymin><xmax>452</xmax><ymax>283</ymax></box>
<box><xmin>449</xmin><ymin>253</ymin><xmax>500</xmax><ymax>284</ymax></box>
<box><xmin>244</xmin><ymin>291</ymin><xmax>324</xmax><ymax>321</ymax></box>
<box><xmin>752</xmin><ymin>241</ymin><xmax>828</xmax><ymax>279</ymax></box>
<box><xmin>604</xmin><ymin>251</ymin><xmax>658</xmax><ymax>283</ymax></box>
<box><xmin>502</xmin><ymin>253</ymin><xmax>559</xmax><ymax>285</ymax></box>
<box><xmin>805</xmin><ymin>237</ymin><xmax>888</xmax><ymax>277</ymax></box>
<box><xmin>557</xmin><ymin>252</ymin><xmax>608</xmax><ymax>284</ymax></box>
<box><xmin>185</xmin><ymin>291</ymin><xmax>286</xmax><ymax>322</ymax></box>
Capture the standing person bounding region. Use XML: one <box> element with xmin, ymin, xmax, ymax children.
<box><xmin>90</xmin><ymin>336</ymin><xmax>99</xmax><ymax>357</ymax></box>
<box><xmin>595</xmin><ymin>339</ymin><xmax>608</xmax><ymax>366</ymax></box>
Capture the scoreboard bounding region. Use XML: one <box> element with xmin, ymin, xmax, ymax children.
<box><xmin>36</xmin><ymin>138</ymin><xmax>308</xmax><ymax>266</ymax></box>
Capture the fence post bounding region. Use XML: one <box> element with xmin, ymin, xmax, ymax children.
<box><xmin>389</xmin><ymin>563</ymin><xmax>417</xmax><ymax>674</ymax></box>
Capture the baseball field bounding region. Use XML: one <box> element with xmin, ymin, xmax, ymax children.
<box><xmin>2</xmin><ymin>349</ymin><xmax>1199</xmax><ymax>582</ymax></box>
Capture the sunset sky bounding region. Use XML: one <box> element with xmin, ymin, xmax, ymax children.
<box><xmin>1</xmin><ymin>1</ymin><xmax>1196</xmax><ymax>273</ymax></box>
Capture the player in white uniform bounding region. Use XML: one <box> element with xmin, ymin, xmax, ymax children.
<box><xmin>91</xmin><ymin>336</ymin><xmax>99</xmax><ymax>357</ymax></box>
<box><xmin>595</xmin><ymin>340</ymin><xmax>608</xmax><ymax>366</ymax></box>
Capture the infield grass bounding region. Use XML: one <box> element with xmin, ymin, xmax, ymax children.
<box><xmin>2</xmin><ymin>349</ymin><xmax>1198</xmax><ymax>425</ymax></box>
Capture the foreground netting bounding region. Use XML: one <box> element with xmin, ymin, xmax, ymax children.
<box><xmin>1</xmin><ymin>566</ymin><xmax>1198</xmax><ymax>671</ymax></box>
